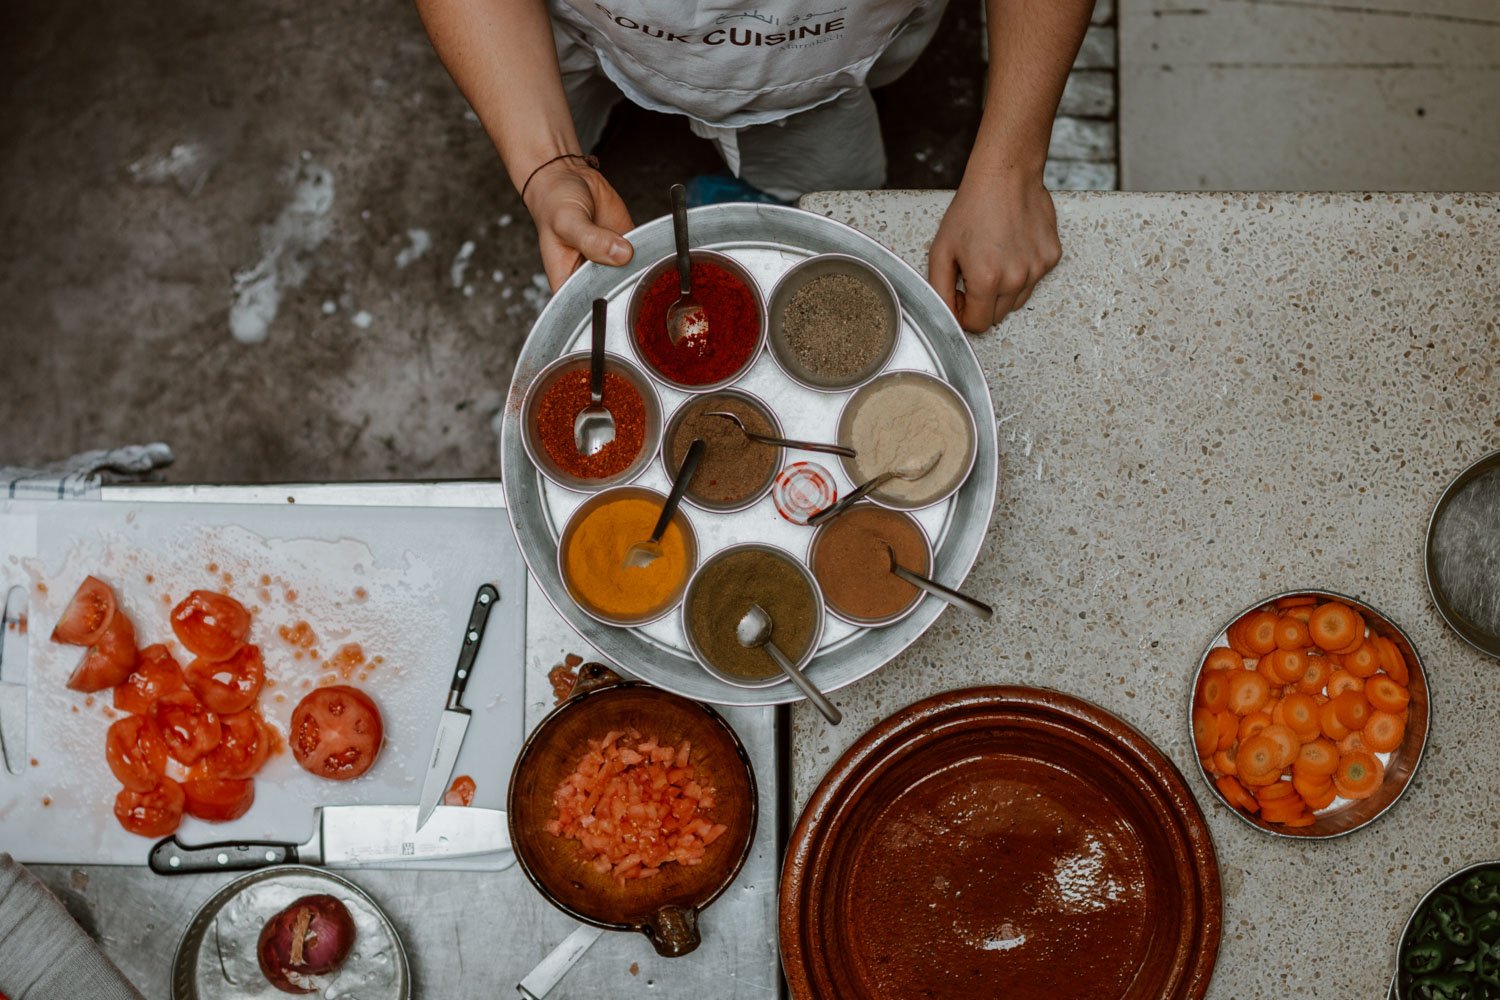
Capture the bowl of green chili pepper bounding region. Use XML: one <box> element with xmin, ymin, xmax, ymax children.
<box><xmin>1396</xmin><ymin>862</ymin><xmax>1500</xmax><ymax>999</ymax></box>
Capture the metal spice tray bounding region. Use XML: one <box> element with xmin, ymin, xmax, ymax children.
<box><xmin>499</xmin><ymin>203</ymin><xmax>998</xmax><ymax>706</ymax></box>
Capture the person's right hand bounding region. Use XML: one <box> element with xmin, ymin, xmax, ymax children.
<box><xmin>523</xmin><ymin>158</ymin><xmax>635</xmax><ymax>292</ymax></box>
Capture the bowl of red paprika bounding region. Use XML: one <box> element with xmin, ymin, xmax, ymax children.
<box><xmin>626</xmin><ymin>249</ymin><xmax>767</xmax><ymax>393</ymax></box>
<box><xmin>520</xmin><ymin>350</ymin><xmax>663</xmax><ymax>493</ymax></box>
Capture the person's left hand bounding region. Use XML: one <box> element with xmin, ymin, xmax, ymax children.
<box><xmin>928</xmin><ymin>170</ymin><xmax>1062</xmax><ymax>333</ymax></box>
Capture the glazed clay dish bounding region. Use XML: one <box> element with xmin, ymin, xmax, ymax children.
<box><xmin>781</xmin><ymin>687</ymin><xmax>1221</xmax><ymax>1000</ymax></box>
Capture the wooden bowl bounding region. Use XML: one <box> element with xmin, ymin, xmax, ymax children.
<box><xmin>781</xmin><ymin>687</ymin><xmax>1221</xmax><ymax>1000</ymax></box>
<box><xmin>508</xmin><ymin>665</ymin><xmax>757</xmax><ymax>957</ymax></box>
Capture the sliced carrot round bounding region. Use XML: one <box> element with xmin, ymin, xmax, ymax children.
<box><xmin>1333</xmin><ymin>751</ymin><xmax>1384</xmax><ymax>800</ymax></box>
<box><xmin>1259</xmin><ymin>796</ymin><xmax>1307</xmax><ymax>822</ymax></box>
<box><xmin>1204</xmin><ymin>647</ymin><xmax>1243</xmax><ymax>673</ymax></box>
<box><xmin>1293</xmin><ymin>737</ymin><xmax>1339</xmax><ymax>776</ymax></box>
<box><xmin>1342</xmin><ymin>641</ymin><xmax>1380</xmax><ymax>678</ymax></box>
<box><xmin>1275</xmin><ymin>595</ymin><xmax>1318</xmax><ymax>609</ymax></box>
<box><xmin>1260</xmin><ymin>724</ymin><xmax>1299</xmax><ymax>769</ymax></box>
<box><xmin>1338</xmin><ymin>730</ymin><xmax>1369</xmax><ymax>755</ymax></box>
<box><xmin>1236</xmin><ymin>735</ymin><xmax>1281</xmax><ymax>782</ymax></box>
<box><xmin>1332</xmin><ymin>690</ymin><xmax>1372</xmax><ymax>730</ymax></box>
<box><xmin>1373</xmin><ymin>636</ymin><xmax>1410</xmax><ymax>686</ymax></box>
<box><xmin>1365</xmin><ymin>675</ymin><xmax>1410</xmax><ymax>713</ymax></box>
<box><xmin>1308</xmin><ymin>602</ymin><xmax>1360</xmax><ymax>652</ymax></box>
<box><xmin>1273</xmin><ymin>648</ymin><xmax>1307</xmax><ymax>684</ymax></box>
<box><xmin>1213</xmin><ymin>748</ymin><xmax>1239</xmax><ymax>776</ymax></box>
<box><xmin>1279</xmin><ymin>693</ymin><xmax>1322</xmax><ymax>739</ymax></box>
<box><xmin>1226</xmin><ymin>670</ymin><xmax>1271</xmax><ymax>716</ymax></box>
<box><xmin>1227</xmin><ymin>616</ymin><xmax>1256</xmax><ymax>657</ymax></box>
<box><xmin>1327</xmin><ymin>670</ymin><xmax>1365</xmax><ymax>699</ymax></box>
<box><xmin>1216</xmin><ymin>774</ymin><xmax>1259</xmax><ymax>813</ymax></box>
<box><xmin>1215</xmin><ymin>710</ymin><xmax>1239</xmax><ymax>751</ymax></box>
<box><xmin>1238</xmin><ymin>711</ymin><xmax>1272</xmax><ymax>743</ymax></box>
<box><xmin>1197</xmin><ymin>669</ymin><xmax>1232</xmax><ymax>713</ymax></box>
<box><xmin>1278</xmin><ymin>813</ymin><xmax>1317</xmax><ymax>828</ymax></box>
<box><xmin>1275</xmin><ymin>615</ymin><xmax>1311</xmax><ymax>651</ymax></box>
<box><xmin>1296</xmin><ymin>655</ymin><xmax>1333</xmax><ymax>695</ymax></box>
<box><xmin>1292</xmin><ymin>769</ymin><xmax>1333</xmax><ymax>800</ymax></box>
<box><xmin>1319</xmin><ymin>701</ymin><xmax>1351</xmax><ymax>741</ymax></box>
<box><xmin>1301</xmin><ymin>780</ymin><xmax>1337</xmax><ymax>811</ymax></box>
<box><xmin>1256</xmin><ymin>780</ymin><xmax>1297</xmax><ymax>802</ymax></box>
<box><xmin>1285</xmin><ymin>605</ymin><xmax>1314</xmax><ymax>623</ymax></box>
<box><xmin>1244</xmin><ymin>611</ymin><xmax>1280</xmax><ymax>656</ymax></box>
<box><xmin>1363</xmin><ymin>710</ymin><xmax>1405</xmax><ymax>753</ymax></box>
<box><xmin>1193</xmin><ymin>707</ymin><xmax>1218</xmax><ymax>757</ymax></box>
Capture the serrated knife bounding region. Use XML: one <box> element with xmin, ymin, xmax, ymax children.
<box><xmin>416</xmin><ymin>582</ymin><xmax>499</xmax><ymax>831</ymax></box>
<box><xmin>147</xmin><ymin>804</ymin><xmax>509</xmax><ymax>874</ymax></box>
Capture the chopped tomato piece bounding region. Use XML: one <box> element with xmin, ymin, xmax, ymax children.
<box><xmin>50</xmin><ymin>576</ymin><xmax>116</xmax><ymax>646</ymax></box>
<box><xmin>113</xmin><ymin>644</ymin><xmax>186</xmax><ymax>715</ymax></box>
<box><xmin>183</xmin><ymin>777</ymin><xmax>256</xmax><ymax>822</ymax></box>
<box><xmin>290</xmin><ymin>685</ymin><xmax>384</xmax><ymax>781</ymax></box>
<box><xmin>65</xmin><ymin>611</ymin><xmax>138</xmax><ymax>693</ymax></box>
<box><xmin>444</xmin><ymin>774</ymin><xmax>477</xmax><ymax>807</ymax></box>
<box><xmin>207</xmin><ymin>709</ymin><xmax>272</xmax><ymax>780</ymax></box>
<box><xmin>114</xmin><ymin>777</ymin><xmax>185</xmax><ymax>838</ymax></box>
<box><xmin>185</xmin><ymin>644</ymin><xmax>265</xmax><ymax>715</ymax></box>
<box><xmin>105</xmin><ymin>715</ymin><xmax>169</xmax><ymax>792</ymax></box>
<box><xmin>152</xmin><ymin>691</ymin><xmax>222</xmax><ymax>765</ymax></box>
<box><xmin>170</xmin><ymin>591</ymin><xmax>250</xmax><ymax>662</ymax></box>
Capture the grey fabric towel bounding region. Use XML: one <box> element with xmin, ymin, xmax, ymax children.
<box><xmin>0</xmin><ymin>854</ymin><xmax>146</xmax><ymax>1000</ymax></box>
<box><xmin>1</xmin><ymin>443</ymin><xmax>175</xmax><ymax>499</ymax></box>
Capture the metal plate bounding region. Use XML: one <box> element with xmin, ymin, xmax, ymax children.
<box><xmin>499</xmin><ymin>204</ymin><xmax>998</xmax><ymax>706</ymax></box>
<box><xmin>170</xmin><ymin>865</ymin><xmax>411</xmax><ymax>999</ymax></box>
<box><xmin>1426</xmin><ymin>449</ymin><xmax>1500</xmax><ymax>658</ymax></box>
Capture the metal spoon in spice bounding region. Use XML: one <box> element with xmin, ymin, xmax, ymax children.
<box><xmin>807</xmin><ymin>451</ymin><xmax>943</xmax><ymax>527</ymax></box>
<box><xmin>704</xmin><ymin>411</ymin><xmax>856</xmax><ymax>459</ymax></box>
<box><xmin>880</xmin><ymin>542</ymin><xmax>993</xmax><ymax>620</ymax></box>
<box><xmin>624</xmin><ymin>438</ymin><xmax>706</xmax><ymax>569</ymax></box>
<box><xmin>666</xmin><ymin>184</ymin><xmax>708</xmax><ymax>347</ymax></box>
<box><xmin>736</xmin><ymin>603</ymin><xmax>842</xmax><ymax>724</ymax></box>
<box><xmin>573</xmin><ymin>298</ymin><xmax>616</xmax><ymax>456</ymax></box>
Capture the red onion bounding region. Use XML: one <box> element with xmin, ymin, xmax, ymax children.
<box><xmin>257</xmin><ymin>894</ymin><xmax>356</xmax><ymax>994</ymax></box>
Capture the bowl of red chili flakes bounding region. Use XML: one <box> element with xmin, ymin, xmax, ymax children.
<box><xmin>626</xmin><ymin>249</ymin><xmax>767</xmax><ymax>394</ymax></box>
<box><xmin>520</xmin><ymin>350</ymin><xmax>664</xmax><ymax>493</ymax></box>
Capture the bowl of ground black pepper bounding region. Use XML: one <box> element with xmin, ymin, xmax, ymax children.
<box><xmin>627</xmin><ymin>249</ymin><xmax>767</xmax><ymax>393</ymax></box>
<box><xmin>810</xmin><ymin>505</ymin><xmax>933</xmax><ymax>627</ymax></box>
<box><xmin>522</xmin><ymin>350</ymin><xmax>663</xmax><ymax>493</ymax></box>
<box><xmin>767</xmin><ymin>253</ymin><xmax>900</xmax><ymax>392</ymax></box>
<box><xmin>683</xmin><ymin>544</ymin><xmax>825</xmax><ymax>689</ymax></box>
<box><xmin>661</xmin><ymin>388</ymin><xmax>784</xmax><ymax>513</ymax></box>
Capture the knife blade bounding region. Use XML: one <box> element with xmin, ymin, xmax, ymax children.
<box><xmin>415</xmin><ymin>583</ymin><xmax>499</xmax><ymax>831</ymax></box>
<box><xmin>148</xmin><ymin>804</ymin><xmax>510</xmax><ymax>874</ymax></box>
<box><xmin>0</xmin><ymin>585</ymin><xmax>28</xmax><ymax>776</ymax></box>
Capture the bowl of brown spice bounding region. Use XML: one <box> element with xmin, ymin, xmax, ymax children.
<box><xmin>521</xmin><ymin>350</ymin><xmax>664</xmax><ymax>494</ymax></box>
<box><xmin>767</xmin><ymin>253</ymin><xmax>900</xmax><ymax>393</ymax></box>
<box><xmin>682</xmin><ymin>543</ymin><xmax>826</xmax><ymax>690</ymax></box>
<box><xmin>660</xmin><ymin>388</ymin><xmax>785</xmax><ymax>513</ymax></box>
<box><xmin>810</xmin><ymin>505</ymin><xmax>933</xmax><ymax>628</ymax></box>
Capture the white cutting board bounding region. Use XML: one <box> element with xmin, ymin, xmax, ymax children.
<box><xmin>0</xmin><ymin>496</ymin><xmax>525</xmax><ymax>869</ymax></box>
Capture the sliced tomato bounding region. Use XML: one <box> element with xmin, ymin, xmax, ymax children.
<box><xmin>444</xmin><ymin>774</ymin><xmax>476</xmax><ymax>807</ymax></box>
<box><xmin>152</xmin><ymin>691</ymin><xmax>222</xmax><ymax>765</ymax></box>
<box><xmin>185</xmin><ymin>644</ymin><xmax>265</xmax><ymax>715</ymax></box>
<box><xmin>183</xmin><ymin>777</ymin><xmax>256</xmax><ymax>822</ymax></box>
<box><xmin>170</xmin><ymin>590</ymin><xmax>251</xmax><ymax>662</ymax></box>
<box><xmin>290</xmin><ymin>685</ymin><xmax>384</xmax><ymax>781</ymax></box>
<box><xmin>50</xmin><ymin>575</ymin><xmax>117</xmax><ymax>646</ymax></box>
<box><xmin>105</xmin><ymin>714</ymin><xmax>169</xmax><ymax>792</ymax></box>
<box><xmin>114</xmin><ymin>777</ymin><xmax>185</xmax><ymax>838</ymax></box>
<box><xmin>207</xmin><ymin>709</ymin><xmax>272</xmax><ymax>780</ymax></box>
<box><xmin>65</xmin><ymin>611</ymin><xmax>138</xmax><ymax>693</ymax></box>
<box><xmin>113</xmin><ymin>644</ymin><xmax>186</xmax><ymax>715</ymax></box>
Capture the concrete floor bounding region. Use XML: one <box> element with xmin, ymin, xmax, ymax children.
<box><xmin>0</xmin><ymin>0</ymin><xmax>983</xmax><ymax>482</ymax></box>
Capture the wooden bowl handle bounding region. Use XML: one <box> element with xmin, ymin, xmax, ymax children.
<box><xmin>643</xmin><ymin>904</ymin><xmax>700</xmax><ymax>957</ymax></box>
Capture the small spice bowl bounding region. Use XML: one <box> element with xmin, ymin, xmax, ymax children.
<box><xmin>809</xmin><ymin>505</ymin><xmax>933</xmax><ymax>628</ymax></box>
<box><xmin>766</xmin><ymin>253</ymin><xmax>901</xmax><ymax>393</ymax></box>
<box><xmin>682</xmin><ymin>542</ymin><xmax>827</xmax><ymax>690</ymax></box>
<box><xmin>836</xmin><ymin>369</ymin><xmax>978</xmax><ymax>511</ymax></box>
<box><xmin>556</xmin><ymin>485</ymin><xmax>700</xmax><ymax>628</ymax></box>
<box><xmin>658</xmin><ymin>387</ymin><xmax>785</xmax><ymax>514</ymax></box>
<box><xmin>1188</xmin><ymin>589</ymin><xmax>1430</xmax><ymax>840</ymax></box>
<box><xmin>520</xmin><ymin>350</ymin><xmax>664</xmax><ymax>494</ymax></box>
<box><xmin>624</xmin><ymin>249</ymin><xmax>768</xmax><ymax>394</ymax></box>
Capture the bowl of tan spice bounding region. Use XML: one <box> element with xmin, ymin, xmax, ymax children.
<box><xmin>767</xmin><ymin>254</ymin><xmax>900</xmax><ymax>392</ymax></box>
<box><xmin>660</xmin><ymin>388</ymin><xmax>784</xmax><ymax>513</ymax></box>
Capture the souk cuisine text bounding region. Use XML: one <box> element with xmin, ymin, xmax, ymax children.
<box><xmin>594</xmin><ymin>6</ymin><xmax>848</xmax><ymax>46</ymax></box>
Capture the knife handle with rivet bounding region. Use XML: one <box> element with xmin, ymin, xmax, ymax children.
<box><xmin>448</xmin><ymin>583</ymin><xmax>499</xmax><ymax>710</ymax></box>
<box><xmin>149</xmin><ymin>835</ymin><xmax>300</xmax><ymax>875</ymax></box>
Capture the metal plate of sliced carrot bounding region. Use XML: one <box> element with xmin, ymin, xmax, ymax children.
<box><xmin>1190</xmin><ymin>590</ymin><xmax>1431</xmax><ymax>839</ymax></box>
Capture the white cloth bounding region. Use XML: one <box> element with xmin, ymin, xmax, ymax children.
<box><xmin>0</xmin><ymin>443</ymin><xmax>174</xmax><ymax>500</ymax></box>
<box><xmin>0</xmin><ymin>855</ymin><xmax>146</xmax><ymax>1000</ymax></box>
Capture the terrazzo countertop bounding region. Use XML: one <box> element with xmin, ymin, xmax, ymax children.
<box><xmin>791</xmin><ymin>191</ymin><xmax>1500</xmax><ymax>999</ymax></box>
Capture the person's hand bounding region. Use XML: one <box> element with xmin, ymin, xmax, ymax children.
<box><xmin>928</xmin><ymin>170</ymin><xmax>1062</xmax><ymax>333</ymax></box>
<box><xmin>523</xmin><ymin>158</ymin><xmax>635</xmax><ymax>292</ymax></box>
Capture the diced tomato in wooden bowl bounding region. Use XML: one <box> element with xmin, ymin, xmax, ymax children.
<box><xmin>1190</xmin><ymin>590</ymin><xmax>1430</xmax><ymax>839</ymax></box>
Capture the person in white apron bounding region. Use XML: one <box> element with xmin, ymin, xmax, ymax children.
<box><xmin>416</xmin><ymin>0</ymin><xmax>1093</xmax><ymax>332</ymax></box>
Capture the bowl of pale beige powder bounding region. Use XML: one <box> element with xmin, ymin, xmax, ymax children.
<box><xmin>835</xmin><ymin>370</ymin><xmax>977</xmax><ymax>509</ymax></box>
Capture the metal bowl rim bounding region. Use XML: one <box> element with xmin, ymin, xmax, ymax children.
<box><xmin>763</xmin><ymin>252</ymin><xmax>902</xmax><ymax>394</ymax></box>
<box><xmin>658</xmin><ymin>386</ymin><xmax>785</xmax><ymax>514</ymax></box>
<box><xmin>1424</xmin><ymin>447</ymin><xmax>1500</xmax><ymax>659</ymax></box>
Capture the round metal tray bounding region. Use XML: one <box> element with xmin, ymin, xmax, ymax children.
<box><xmin>500</xmin><ymin>203</ymin><xmax>998</xmax><ymax>706</ymax></box>
<box><xmin>1426</xmin><ymin>448</ymin><xmax>1500</xmax><ymax>658</ymax></box>
<box><xmin>170</xmin><ymin>865</ymin><xmax>411</xmax><ymax>1000</ymax></box>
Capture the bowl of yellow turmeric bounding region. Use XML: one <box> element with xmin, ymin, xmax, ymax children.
<box><xmin>557</xmin><ymin>485</ymin><xmax>700</xmax><ymax>628</ymax></box>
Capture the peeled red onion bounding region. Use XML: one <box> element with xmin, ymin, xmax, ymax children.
<box><xmin>257</xmin><ymin>894</ymin><xmax>356</xmax><ymax>994</ymax></box>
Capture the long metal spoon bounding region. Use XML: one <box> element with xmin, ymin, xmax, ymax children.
<box><xmin>573</xmin><ymin>298</ymin><xmax>616</xmax><ymax>456</ymax></box>
<box><xmin>880</xmin><ymin>542</ymin><xmax>994</xmax><ymax>620</ymax></box>
<box><xmin>666</xmin><ymin>184</ymin><xmax>708</xmax><ymax>346</ymax></box>
<box><xmin>736</xmin><ymin>603</ymin><xmax>841</xmax><ymax>725</ymax></box>
<box><xmin>704</xmin><ymin>411</ymin><xmax>856</xmax><ymax>459</ymax></box>
<box><xmin>623</xmin><ymin>438</ymin><xmax>706</xmax><ymax>569</ymax></box>
<box><xmin>806</xmin><ymin>451</ymin><xmax>943</xmax><ymax>527</ymax></box>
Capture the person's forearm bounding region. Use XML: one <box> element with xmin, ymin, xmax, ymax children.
<box><xmin>969</xmin><ymin>0</ymin><xmax>1093</xmax><ymax>180</ymax></box>
<box><xmin>415</xmin><ymin>0</ymin><xmax>580</xmax><ymax>193</ymax></box>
